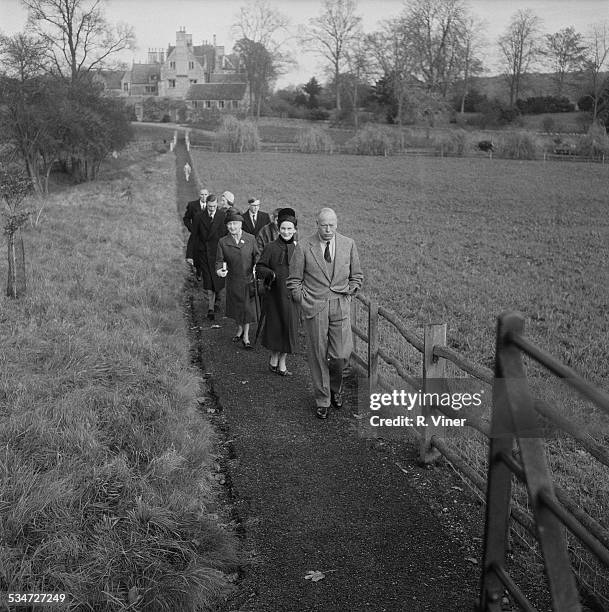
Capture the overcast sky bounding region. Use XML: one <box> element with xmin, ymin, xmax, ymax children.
<box><xmin>1</xmin><ymin>0</ymin><xmax>607</xmax><ymax>87</ymax></box>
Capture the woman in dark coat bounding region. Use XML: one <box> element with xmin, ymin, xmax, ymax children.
<box><xmin>216</xmin><ymin>209</ymin><xmax>259</xmax><ymax>349</ymax></box>
<box><xmin>192</xmin><ymin>194</ymin><xmax>227</xmax><ymax>320</ymax></box>
<box><xmin>255</xmin><ymin>208</ymin><xmax>299</xmax><ymax>376</ymax></box>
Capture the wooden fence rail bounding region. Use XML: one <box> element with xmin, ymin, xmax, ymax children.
<box><xmin>350</xmin><ymin>294</ymin><xmax>609</xmax><ymax>611</ymax></box>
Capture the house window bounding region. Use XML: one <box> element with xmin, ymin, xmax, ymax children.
<box><xmin>169</xmin><ymin>79</ymin><xmax>176</xmax><ymax>88</ymax></box>
<box><xmin>205</xmin><ymin>100</ymin><xmax>211</xmax><ymax>109</ymax></box>
<box><xmin>123</xmin><ymin>83</ymin><xmax>129</xmax><ymax>92</ymax></box>
<box><xmin>145</xmin><ymin>85</ymin><xmax>155</xmax><ymax>93</ymax></box>
<box><xmin>218</xmin><ymin>100</ymin><xmax>225</xmax><ymax>109</ymax></box>
<box><xmin>190</xmin><ymin>79</ymin><xmax>197</xmax><ymax>84</ymax></box>
<box><xmin>170</xmin><ymin>61</ymin><xmax>175</xmax><ymax>69</ymax></box>
<box><xmin>232</xmin><ymin>100</ymin><xmax>239</xmax><ymax>109</ymax></box>
<box><xmin>189</xmin><ymin>61</ymin><xmax>194</xmax><ymax>70</ymax></box>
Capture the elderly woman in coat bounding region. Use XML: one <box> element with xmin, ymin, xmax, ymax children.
<box><xmin>216</xmin><ymin>209</ymin><xmax>259</xmax><ymax>349</ymax></box>
<box><xmin>255</xmin><ymin>208</ymin><xmax>299</xmax><ymax>376</ymax></box>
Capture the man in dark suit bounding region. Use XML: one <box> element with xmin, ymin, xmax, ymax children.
<box><xmin>287</xmin><ymin>208</ymin><xmax>363</xmax><ymax>419</ymax></box>
<box><xmin>184</xmin><ymin>188</ymin><xmax>209</xmax><ymax>280</ymax></box>
<box><xmin>242</xmin><ymin>198</ymin><xmax>270</xmax><ymax>237</ymax></box>
<box><xmin>191</xmin><ymin>194</ymin><xmax>227</xmax><ymax>320</ymax></box>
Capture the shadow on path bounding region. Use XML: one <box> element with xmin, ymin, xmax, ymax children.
<box><xmin>174</xmin><ymin>135</ymin><xmax>480</xmax><ymax>612</ymax></box>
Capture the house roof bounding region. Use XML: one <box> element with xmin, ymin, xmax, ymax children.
<box><xmin>223</xmin><ymin>53</ymin><xmax>241</xmax><ymax>70</ymax></box>
<box><xmin>99</xmin><ymin>70</ymin><xmax>124</xmax><ymax>90</ymax></box>
<box><xmin>130</xmin><ymin>63</ymin><xmax>160</xmax><ymax>84</ymax></box>
<box><xmin>210</xmin><ymin>72</ymin><xmax>247</xmax><ymax>84</ymax></box>
<box><xmin>186</xmin><ymin>83</ymin><xmax>247</xmax><ymax>101</ymax></box>
<box><xmin>166</xmin><ymin>44</ymin><xmax>215</xmax><ymax>68</ymax></box>
<box><xmin>193</xmin><ymin>45</ymin><xmax>215</xmax><ymax>66</ymax></box>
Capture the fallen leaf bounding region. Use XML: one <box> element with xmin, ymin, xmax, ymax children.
<box><xmin>304</xmin><ymin>570</ymin><xmax>325</xmax><ymax>582</ymax></box>
<box><xmin>128</xmin><ymin>586</ymin><xmax>139</xmax><ymax>604</ymax></box>
<box><xmin>395</xmin><ymin>462</ymin><xmax>409</xmax><ymax>475</ymax></box>
<box><xmin>465</xmin><ymin>557</ymin><xmax>478</xmax><ymax>565</ymax></box>
<box><xmin>451</xmin><ymin>486</ymin><xmax>463</xmax><ymax>491</ymax></box>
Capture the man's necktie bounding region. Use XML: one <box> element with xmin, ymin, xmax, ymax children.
<box><xmin>324</xmin><ymin>241</ymin><xmax>331</xmax><ymax>263</ymax></box>
<box><xmin>252</xmin><ymin>214</ymin><xmax>257</xmax><ymax>225</ymax></box>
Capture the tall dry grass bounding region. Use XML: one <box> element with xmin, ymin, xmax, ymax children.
<box><xmin>215</xmin><ymin>116</ymin><xmax>260</xmax><ymax>152</ymax></box>
<box><xmin>0</xmin><ymin>153</ymin><xmax>238</xmax><ymax>610</ymax></box>
<box><xmin>297</xmin><ymin>127</ymin><xmax>334</xmax><ymax>154</ymax></box>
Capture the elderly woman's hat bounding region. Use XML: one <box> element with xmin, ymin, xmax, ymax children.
<box><xmin>277</xmin><ymin>207</ymin><xmax>297</xmax><ymax>227</ymax></box>
<box><xmin>225</xmin><ymin>208</ymin><xmax>244</xmax><ymax>224</ymax></box>
<box><xmin>222</xmin><ymin>191</ymin><xmax>235</xmax><ymax>204</ymax></box>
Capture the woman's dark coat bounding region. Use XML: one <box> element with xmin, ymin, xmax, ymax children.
<box><xmin>256</xmin><ymin>238</ymin><xmax>299</xmax><ymax>353</ymax></box>
<box><xmin>216</xmin><ymin>231</ymin><xmax>259</xmax><ymax>324</ymax></box>
<box><xmin>192</xmin><ymin>209</ymin><xmax>227</xmax><ymax>292</ymax></box>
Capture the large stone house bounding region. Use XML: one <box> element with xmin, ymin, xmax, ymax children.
<box><xmin>101</xmin><ymin>28</ymin><xmax>248</xmax><ymax>120</ymax></box>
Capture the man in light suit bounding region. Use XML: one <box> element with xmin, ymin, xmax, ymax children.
<box><xmin>242</xmin><ymin>198</ymin><xmax>271</xmax><ymax>237</ymax></box>
<box><xmin>287</xmin><ymin>208</ymin><xmax>363</xmax><ymax>419</ymax></box>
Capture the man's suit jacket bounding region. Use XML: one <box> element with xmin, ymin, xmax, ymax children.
<box><xmin>183</xmin><ymin>199</ymin><xmax>206</xmax><ymax>232</ymax></box>
<box><xmin>242</xmin><ymin>210</ymin><xmax>271</xmax><ymax>237</ymax></box>
<box><xmin>287</xmin><ymin>232</ymin><xmax>363</xmax><ymax>319</ymax></box>
<box><xmin>192</xmin><ymin>209</ymin><xmax>227</xmax><ymax>258</ymax></box>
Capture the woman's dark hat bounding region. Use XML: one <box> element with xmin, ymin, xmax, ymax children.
<box><xmin>225</xmin><ymin>208</ymin><xmax>244</xmax><ymax>224</ymax></box>
<box><xmin>277</xmin><ymin>207</ymin><xmax>297</xmax><ymax>227</ymax></box>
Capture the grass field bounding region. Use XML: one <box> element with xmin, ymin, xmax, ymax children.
<box><xmin>0</xmin><ymin>147</ymin><xmax>238</xmax><ymax>610</ymax></box>
<box><xmin>190</xmin><ymin>150</ymin><xmax>608</xmax><ymax>386</ymax></box>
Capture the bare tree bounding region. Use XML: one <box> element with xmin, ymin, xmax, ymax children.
<box><xmin>233</xmin><ymin>0</ymin><xmax>289</xmax><ymax>48</ymax></box>
<box><xmin>540</xmin><ymin>27</ymin><xmax>588</xmax><ymax>96</ymax></box>
<box><xmin>21</xmin><ymin>0</ymin><xmax>135</xmax><ymax>82</ymax></box>
<box><xmin>300</xmin><ymin>0</ymin><xmax>362</xmax><ymax>111</ymax></box>
<box><xmin>0</xmin><ymin>32</ymin><xmax>47</xmax><ymax>81</ymax></box>
<box><xmin>0</xmin><ymin>165</ymin><xmax>31</xmax><ymax>298</ymax></box>
<box><xmin>456</xmin><ymin>15</ymin><xmax>486</xmax><ymax>114</ymax></box>
<box><xmin>234</xmin><ymin>38</ymin><xmax>277</xmax><ymax>118</ymax></box>
<box><xmin>402</xmin><ymin>0</ymin><xmax>469</xmax><ymax>96</ymax></box>
<box><xmin>498</xmin><ymin>9</ymin><xmax>542</xmax><ymax>107</ymax></box>
<box><xmin>367</xmin><ymin>17</ymin><xmax>414</xmax><ymax>126</ymax></box>
<box><xmin>583</xmin><ymin>22</ymin><xmax>609</xmax><ymax>122</ymax></box>
<box><xmin>232</xmin><ymin>0</ymin><xmax>291</xmax><ymax>117</ymax></box>
<box><xmin>343</xmin><ymin>37</ymin><xmax>370</xmax><ymax>130</ymax></box>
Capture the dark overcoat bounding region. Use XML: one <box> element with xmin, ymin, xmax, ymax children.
<box><xmin>183</xmin><ymin>199</ymin><xmax>205</xmax><ymax>232</ymax></box>
<box><xmin>216</xmin><ymin>232</ymin><xmax>259</xmax><ymax>324</ymax></box>
<box><xmin>242</xmin><ymin>210</ymin><xmax>271</xmax><ymax>237</ymax></box>
<box><xmin>256</xmin><ymin>238</ymin><xmax>299</xmax><ymax>353</ymax></box>
<box><xmin>184</xmin><ymin>199</ymin><xmax>206</xmax><ymax>266</ymax></box>
<box><xmin>192</xmin><ymin>210</ymin><xmax>227</xmax><ymax>292</ymax></box>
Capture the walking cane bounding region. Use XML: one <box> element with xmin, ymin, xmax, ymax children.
<box><xmin>252</xmin><ymin>266</ymin><xmax>261</xmax><ymax>345</ymax></box>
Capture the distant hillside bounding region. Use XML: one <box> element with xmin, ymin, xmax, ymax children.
<box><xmin>469</xmin><ymin>71</ymin><xmax>604</xmax><ymax>105</ymax></box>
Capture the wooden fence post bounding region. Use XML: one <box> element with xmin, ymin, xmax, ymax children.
<box><xmin>420</xmin><ymin>323</ymin><xmax>447</xmax><ymax>464</ymax></box>
<box><xmin>350</xmin><ymin>297</ymin><xmax>357</xmax><ymax>357</ymax></box>
<box><xmin>368</xmin><ymin>300</ymin><xmax>379</xmax><ymax>395</ymax></box>
<box><xmin>365</xmin><ymin>300</ymin><xmax>379</xmax><ymax>439</ymax></box>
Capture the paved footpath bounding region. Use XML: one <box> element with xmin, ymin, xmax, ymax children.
<box><xmin>175</xmin><ymin>137</ymin><xmax>480</xmax><ymax>612</ymax></box>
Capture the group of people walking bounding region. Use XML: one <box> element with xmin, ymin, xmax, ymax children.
<box><xmin>184</xmin><ymin>181</ymin><xmax>363</xmax><ymax>419</ymax></box>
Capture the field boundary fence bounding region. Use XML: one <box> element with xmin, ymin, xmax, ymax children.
<box><xmin>187</xmin><ymin>139</ymin><xmax>608</xmax><ymax>164</ymax></box>
<box><xmin>350</xmin><ymin>294</ymin><xmax>609</xmax><ymax>610</ymax></box>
